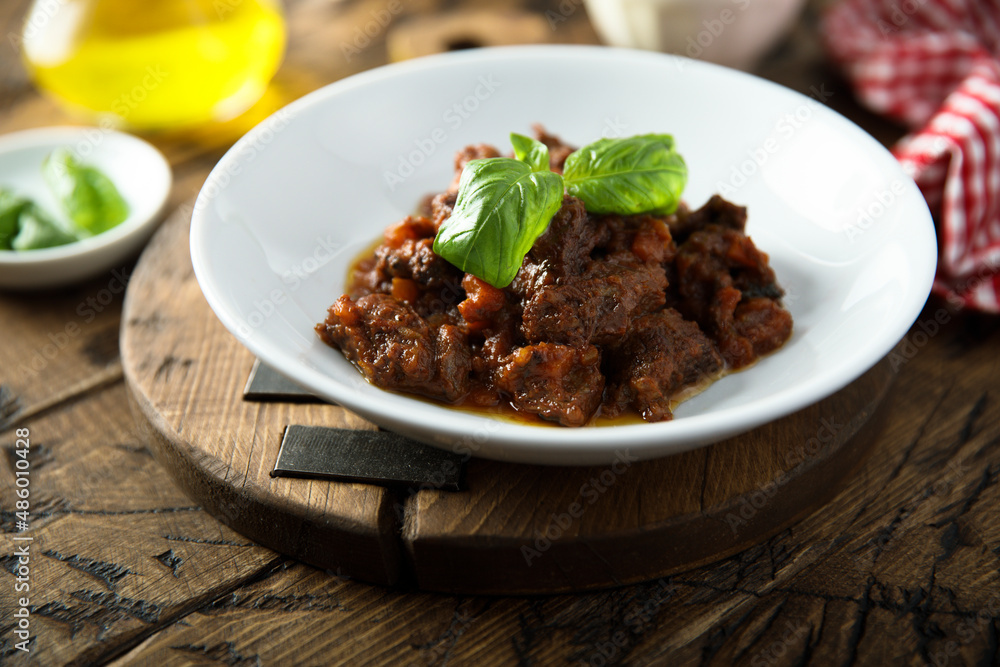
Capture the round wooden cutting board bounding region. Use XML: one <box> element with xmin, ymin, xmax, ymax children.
<box><xmin>121</xmin><ymin>206</ymin><xmax>894</xmax><ymax>595</ymax></box>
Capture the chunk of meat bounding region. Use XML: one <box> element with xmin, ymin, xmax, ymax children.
<box><xmin>430</xmin><ymin>192</ymin><xmax>457</xmax><ymax>232</ymax></box>
<box><xmin>671</xmin><ymin>223</ymin><xmax>789</xmax><ymax>368</ymax></box>
<box><xmin>373</xmin><ymin>237</ymin><xmax>463</xmax><ymax>290</ymax></box>
<box><xmin>458</xmin><ymin>273</ymin><xmax>506</xmax><ymax>330</ymax></box>
<box><xmin>528</xmin><ymin>196</ymin><xmax>603</xmax><ymax>276</ymax></box>
<box><xmin>734</xmin><ymin>297</ymin><xmax>794</xmax><ymax>356</ymax></box>
<box><xmin>603</xmin><ymin>310</ymin><xmax>723</xmax><ymax>421</ymax></box>
<box><xmin>349</xmin><ymin>215</ymin><xmax>464</xmax><ymax>308</ymax></box>
<box><xmin>532</xmin><ymin>124</ymin><xmax>576</xmax><ymax>173</ymax></box>
<box><xmin>521</xmin><ymin>257</ymin><xmax>666</xmax><ymax>347</ymax></box>
<box><xmin>382</xmin><ymin>215</ymin><xmax>436</xmax><ymax>248</ymax></box>
<box><xmin>448</xmin><ymin>143</ymin><xmax>502</xmax><ymax>192</ymax></box>
<box><xmin>434</xmin><ymin>324</ymin><xmax>474</xmax><ymax>402</ymax></box>
<box><xmin>593</xmin><ymin>214</ymin><xmax>675</xmax><ymax>264</ymax></box>
<box><xmin>669</xmin><ymin>194</ymin><xmax>747</xmax><ymax>243</ymax></box>
<box><xmin>494</xmin><ymin>343</ymin><xmax>604</xmax><ymax>426</ymax></box>
<box><xmin>506</xmin><ymin>254</ymin><xmax>555</xmax><ymax>303</ymax></box>
<box><xmin>317</xmin><ymin>294</ymin><xmax>471</xmax><ymax>402</ymax></box>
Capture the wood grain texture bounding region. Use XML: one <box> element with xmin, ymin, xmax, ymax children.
<box><xmin>0</xmin><ymin>275</ymin><xmax>125</xmax><ymax>428</ymax></box>
<box><xmin>122</xmin><ymin>206</ymin><xmax>401</xmax><ymax>585</ymax></box>
<box><xmin>404</xmin><ymin>365</ymin><xmax>891</xmax><ymax>594</ymax></box>
<box><xmin>0</xmin><ymin>384</ymin><xmax>279</xmax><ymax>666</ymax></box>
<box><xmin>120</xmin><ymin>202</ymin><xmax>894</xmax><ymax>594</ymax></box>
<box><xmin>386</xmin><ymin>9</ymin><xmax>553</xmax><ymax>60</ymax></box>
<box><xmin>124</xmin><ymin>309</ymin><xmax>1000</xmax><ymax>666</ymax></box>
<box><xmin>2</xmin><ymin>0</ymin><xmax>999</xmax><ymax>664</ymax></box>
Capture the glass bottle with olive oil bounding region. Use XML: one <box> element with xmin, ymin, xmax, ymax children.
<box><xmin>21</xmin><ymin>0</ymin><xmax>286</xmax><ymax>130</ymax></box>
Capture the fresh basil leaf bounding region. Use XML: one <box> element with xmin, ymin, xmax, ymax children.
<box><xmin>11</xmin><ymin>205</ymin><xmax>78</xmax><ymax>250</ymax></box>
<box><xmin>43</xmin><ymin>148</ymin><xmax>129</xmax><ymax>235</ymax></box>
<box><xmin>434</xmin><ymin>158</ymin><xmax>564</xmax><ymax>288</ymax></box>
<box><xmin>563</xmin><ymin>134</ymin><xmax>687</xmax><ymax>215</ymax></box>
<box><xmin>510</xmin><ymin>133</ymin><xmax>550</xmax><ymax>172</ymax></box>
<box><xmin>0</xmin><ymin>189</ymin><xmax>30</xmax><ymax>250</ymax></box>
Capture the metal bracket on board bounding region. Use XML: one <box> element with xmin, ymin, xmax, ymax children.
<box><xmin>244</xmin><ymin>359</ymin><xmax>466</xmax><ymax>491</ymax></box>
<box><xmin>272</xmin><ymin>425</ymin><xmax>465</xmax><ymax>491</ymax></box>
<box><xmin>243</xmin><ymin>359</ymin><xmax>326</xmax><ymax>403</ymax></box>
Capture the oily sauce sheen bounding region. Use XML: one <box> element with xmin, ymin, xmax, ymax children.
<box><xmin>318</xmin><ymin>129</ymin><xmax>793</xmax><ymax>427</ymax></box>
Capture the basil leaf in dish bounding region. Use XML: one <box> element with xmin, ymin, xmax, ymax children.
<box><xmin>12</xmin><ymin>205</ymin><xmax>77</xmax><ymax>250</ymax></box>
<box><xmin>562</xmin><ymin>134</ymin><xmax>687</xmax><ymax>215</ymax></box>
<box><xmin>0</xmin><ymin>189</ymin><xmax>30</xmax><ymax>250</ymax></box>
<box><xmin>510</xmin><ymin>133</ymin><xmax>550</xmax><ymax>172</ymax></box>
<box><xmin>43</xmin><ymin>148</ymin><xmax>129</xmax><ymax>235</ymax></box>
<box><xmin>433</xmin><ymin>157</ymin><xmax>564</xmax><ymax>289</ymax></box>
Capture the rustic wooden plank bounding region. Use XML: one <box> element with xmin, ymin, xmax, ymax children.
<box><xmin>103</xmin><ymin>561</ymin><xmax>489</xmax><ymax>666</ymax></box>
<box><xmin>0</xmin><ymin>385</ymin><xmax>194</xmax><ymax>526</ymax></box>
<box><xmin>2</xmin><ymin>0</ymin><xmax>999</xmax><ymax>664</ymax></box>
<box><xmin>402</xmin><ymin>359</ymin><xmax>892</xmax><ymax>594</ymax></box>
<box><xmin>0</xmin><ymin>383</ymin><xmax>279</xmax><ymax>666</ymax></box>
<box><xmin>122</xmin><ymin>205</ymin><xmax>402</xmax><ymax>585</ymax></box>
<box><xmin>102</xmin><ymin>307</ymin><xmax>1000</xmax><ymax>666</ymax></box>
<box><xmin>0</xmin><ymin>279</ymin><xmax>126</xmax><ymax>431</ymax></box>
<box><xmin>617</xmin><ymin>309</ymin><xmax>1000</xmax><ymax>666</ymax></box>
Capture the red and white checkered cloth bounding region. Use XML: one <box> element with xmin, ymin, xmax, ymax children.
<box><xmin>824</xmin><ymin>0</ymin><xmax>1000</xmax><ymax>312</ymax></box>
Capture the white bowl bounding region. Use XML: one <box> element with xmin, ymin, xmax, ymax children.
<box><xmin>190</xmin><ymin>46</ymin><xmax>936</xmax><ymax>465</ymax></box>
<box><xmin>0</xmin><ymin>126</ymin><xmax>172</xmax><ymax>289</ymax></box>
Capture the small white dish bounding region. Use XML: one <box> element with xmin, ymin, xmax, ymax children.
<box><xmin>0</xmin><ymin>126</ymin><xmax>172</xmax><ymax>290</ymax></box>
<box><xmin>190</xmin><ymin>46</ymin><xmax>936</xmax><ymax>465</ymax></box>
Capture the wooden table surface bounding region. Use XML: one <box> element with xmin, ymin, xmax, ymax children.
<box><xmin>2</xmin><ymin>1</ymin><xmax>999</xmax><ymax>665</ymax></box>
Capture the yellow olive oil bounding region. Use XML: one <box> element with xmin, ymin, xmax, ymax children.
<box><xmin>21</xmin><ymin>0</ymin><xmax>286</xmax><ymax>130</ymax></box>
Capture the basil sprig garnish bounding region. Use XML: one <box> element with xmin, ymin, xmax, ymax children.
<box><xmin>433</xmin><ymin>132</ymin><xmax>687</xmax><ymax>288</ymax></box>
<box><xmin>43</xmin><ymin>148</ymin><xmax>129</xmax><ymax>236</ymax></box>
<box><xmin>563</xmin><ymin>134</ymin><xmax>686</xmax><ymax>215</ymax></box>
<box><xmin>433</xmin><ymin>157</ymin><xmax>564</xmax><ymax>289</ymax></box>
<box><xmin>510</xmin><ymin>133</ymin><xmax>550</xmax><ymax>172</ymax></box>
